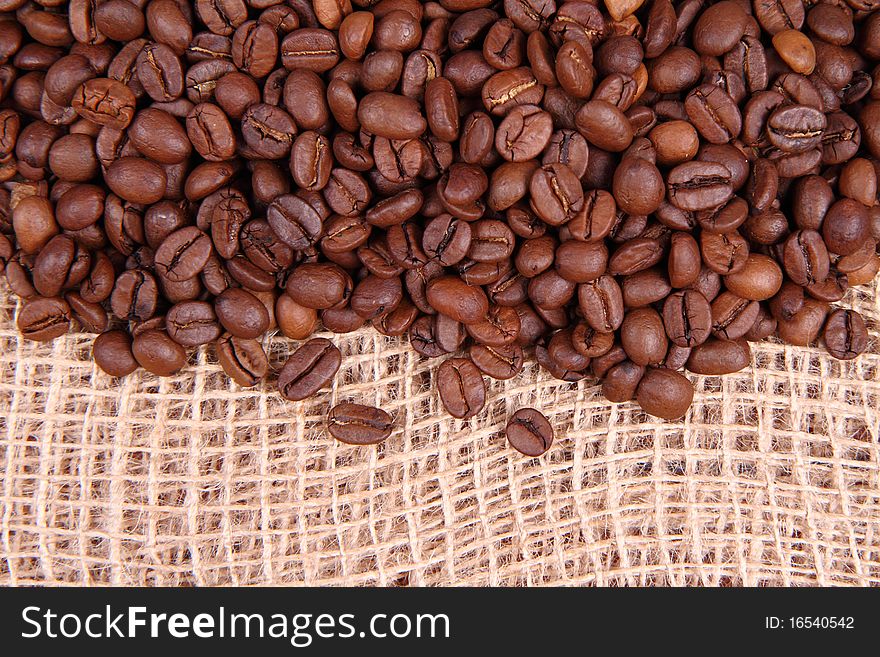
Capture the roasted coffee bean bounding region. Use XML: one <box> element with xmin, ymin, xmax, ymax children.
<box><xmin>71</xmin><ymin>78</ymin><xmax>135</xmax><ymax>129</ymax></box>
<box><xmin>110</xmin><ymin>269</ymin><xmax>159</xmax><ymax>322</ymax></box>
<box><xmin>426</xmin><ymin>275</ymin><xmax>488</xmax><ymax>324</ymax></box>
<box><xmin>823</xmin><ymin>309</ymin><xmax>868</xmax><ymax>361</ymax></box>
<box><xmin>667</xmin><ymin>161</ymin><xmax>734</xmax><ymax>212</ymax></box>
<box><xmin>469</xmin><ymin>342</ymin><xmax>524</xmax><ymax>380</ymax></box>
<box><xmin>777</xmin><ymin>298</ymin><xmax>829</xmax><ymax>346</ymax></box>
<box><xmin>154</xmin><ymin>227</ymin><xmax>212</xmax><ymax>282</ymax></box>
<box><xmin>17</xmin><ymin>296</ymin><xmax>71</xmax><ymax>342</ymax></box>
<box><xmin>286</xmin><ymin>263</ymin><xmax>352</xmax><ymax>310</ymax></box>
<box><xmin>505</xmin><ymin>408</ymin><xmax>553</xmax><ymax>456</ymax></box>
<box><xmin>131</xmin><ymin>329</ymin><xmax>187</xmax><ymax>377</ymax></box>
<box><xmin>278</xmin><ymin>338</ymin><xmax>342</xmax><ymax>401</ymax></box>
<box><xmin>635</xmin><ymin>367</ymin><xmax>694</xmax><ymax>420</ymax></box>
<box><xmin>686</xmin><ymin>338</ymin><xmax>751</xmax><ymax>375</ymax></box>
<box><xmin>782</xmin><ymin>229</ymin><xmax>830</xmax><ymax>286</ymax></box>
<box><xmin>327</xmin><ymin>403</ymin><xmax>393</xmax><ymax>445</ymax></box>
<box><xmin>529</xmin><ymin>163</ymin><xmax>583</xmax><ymax>226</ymax></box>
<box><xmin>723</xmin><ymin>254</ymin><xmax>783</xmax><ymax>301</ymax></box>
<box><xmin>684</xmin><ymin>84</ymin><xmax>741</xmax><ymax>144</ymax></box>
<box><xmin>436</xmin><ymin>357</ymin><xmax>485</xmax><ymax>420</ymax></box>
<box><xmin>93</xmin><ymin>330</ymin><xmax>139</xmax><ymax>377</ymax></box>
<box><xmin>495</xmin><ymin>104</ymin><xmax>553</xmax><ymax>162</ymax></box>
<box><xmin>167</xmin><ymin>300</ymin><xmax>221</xmax><ymax>347</ymax></box>
<box><xmin>215</xmin><ymin>334</ymin><xmax>268</xmax><ymax>387</ymax></box>
<box><xmin>700</xmin><ymin>231</ymin><xmax>749</xmax><ymax>275</ymax></box>
<box><xmin>578</xmin><ymin>275</ymin><xmax>624</xmax><ymax>332</ymax></box>
<box><xmin>662</xmin><ymin>290</ymin><xmax>712</xmax><ymax>348</ymax></box>
<box><xmin>711</xmin><ymin>292</ymin><xmax>760</xmax><ymax>341</ymax></box>
<box><xmin>602</xmin><ymin>360</ymin><xmax>644</xmax><ymax>403</ymax></box>
<box><xmin>215</xmin><ymin>287</ymin><xmax>270</xmax><ymax>339</ymax></box>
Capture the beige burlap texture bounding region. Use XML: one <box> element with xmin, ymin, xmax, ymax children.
<box><xmin>1</xmin><ymin>275</ymin><xmax>879</xmax><ymax>588</ymax></box>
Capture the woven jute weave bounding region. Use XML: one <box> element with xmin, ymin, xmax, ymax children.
<box><xmin>1</xmin><ymin>277</ymin><xmax>879</xmax><ymax>587</ymax></box>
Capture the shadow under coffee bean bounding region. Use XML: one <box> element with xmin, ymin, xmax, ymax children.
<box><xmin>2</xmin><ymin>0</ymin><xmax>879</xmax><ymax>450</ymax></box>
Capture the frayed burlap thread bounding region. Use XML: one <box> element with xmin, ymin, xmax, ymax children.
<box><xmin>1</xmin><ymin>279</ymin><xmax>879</xmax><ymax>587</ymax></box>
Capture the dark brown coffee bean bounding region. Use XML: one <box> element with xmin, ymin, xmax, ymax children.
<box><xmin>667</xmin><ymin>161</ymin><xmax>734</xmax><ymax>212</ymax></box>
<box><xmin>105</xmin><ymin>157</ymin><xmax>167</xmax><ymax>205</ymax></box>
<box><xmin>662</xmin><ymin>289</ymin><xmax>712</xmax><ymax>348</ymax></box>
<box><xmin>409</xmin><ymin>314</ymin><xmax>446</xmax><ymax>358</ymax></box>
<box><xmin>71</xmin><ymin>78</ymin><xmax>135</xmax><ymax>129</ymax></box>
<box><xmin>137</xmin><ymin>42</ymin><xmax>185</xmax><ymax>102</ymax></box>
<box><xmin>505</xmin><ymin>408</ymin><xmax>552</xmax><ymax>456</ymax></box>
<box><xmin>700</xmin><ymin>231</ymin><xmax>750</xmax><ymax>276</ymax></box>
<box><xmin>327</xmin><ymin>403</ymin><xmax>393</xmax><ymax>445</ymax></box>
<box><xmin>110</xmin><ymin>269</ymin><xmax>159</xmax><ymax>322</ymax></box>
<box><xmin>436</xmin><ymin>357</ymin><xmax>485</xmax><ymax>420</ymax></box>
<box><xmin>426</xmin><ymin>275</ymin><xmax>489</xmax><ymax>324</ymax></box>
<box><xmin>684</xmin><ymin>84</ymin><xmax>741</xmax><ymax>144</ymax></box>
<box><xmin>93</xmin><ymin>330</ymin><xmax>139</xmax><ymax>377</ymax></box>
<box><xmin>529</xmin><ymin>163</ymin><xmax>584</xmax><ymax>226</ymax></box>
<box><xmin>167</xmin><ymin>300</ymin><xmax>221</xmax><ymax>347</ymax></box>
<box><xmin>602</xmin><ymin>360</ymin><xmax>645</xmax><ymax>403</ymax></box>
<box><xmin>215</xmin><ymin>287</ymin><xmax>270</xmax><ymax>339</ymax></box>
<box><xmin>711</xmin><ymin>291</ymin><xmax>760</xmax><ymax>340</ymax></box>
<box><xmin>17</xmin><ymin>296</ymin><xmax>71</xmax><ymax>342</ymax></box>
<box><xmin>131</xmin><ymin>328</ymin><xmax>187</xmax><ymax>377</ymax></box>
<box><xmin>578</xmin><ymin>275</ymin><xmax>624</xmax><ymax>332</ymax></box>
<box><xmin>481</xmin><ymin>66</ymin><xmax>544</xmax><ymax>116</ymax></box>
<box><xmin>575</xmin><ymin>100</ymin><xmax>633</xmax><ymax>152</ymax></box>
<box><xmin>765</xmin><ymin>102</ymin><xmax>825</xmax><ymax>154</ymax></box>
<box><xmin>281</xmin><ymin>27</ymin><xmax>340</xmax><ymax>72</ymax></box>
<box><xmin>635</xmin><ymin>367</ymin><xmax>694</xmax><ymax>420</ymax></box>
<box><xmin>154</xmin><ymin>227</ymin><xmax>212</xmax><ymax>282</ymax></box>
<box><xmin>822</xmin><ymin>198</ymin><xmax>870</xmax><ymax>257</ymax></box>
<box><xmin>723</xmin><ymin>254</ymin><xmax>783</xmax><ymax>301</ymax></box>
<box><xmin>215</xmin><ymin>333</ymin><xmax>269</xmax><ymax>387</ymax></box>
<box><xmin>777</xmin><ymin>298</ymin><xmax>829</xmax><ymax>346</ymax></box>
<box><xmin>265</xmin><ymin>194</ymin><xmax>323</xmax><ymax>251</ymax></box>
<box><xmin>241</xmin><ymin>103</ymin><xmax>297</xmax><ymax>160</ymax></box>
<box><xmin>422</xmin><ymin>214</ymin><xmax>472</xmax><ymax>266</ymax></box>
<box><xmin>823</xmin><ymin>309</ymin><xmax>868</xmax><ymax>361</ymax></box>
<box><xmin>286</xmin><ymin>262</ymin><xmax>353</xmax><ymax>310</ymax></box>
<box><xmin>357</xmin><ymin>91</ymin><xmax>427</xmax><ymax>140</ymax></box>
<box><xmin>470</xmin><ymin>342</ymin><xmax>524</xmax><ymax>380</ymax></box>
<box><xmin>782</xmin><ymin>229</ymin><xmax>830</xmax><ymax>286</ymax></box>
<box><xmin>686</xmin><ymin>338</ymin><xmax>751</xmax><ymax>375</ymax></box>
<box><xmin>620</xmin><ymin>307</ymin><xmax>668</xmax><ymax>366</ymax></box>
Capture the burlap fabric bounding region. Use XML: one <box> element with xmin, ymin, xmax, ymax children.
<box><xmin>1</xmin><ymin>275</ymin><xmax>879</xmax><ymax>588</ymax></box>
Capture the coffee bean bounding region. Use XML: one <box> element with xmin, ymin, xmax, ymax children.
<box><xmin>662</xmin><ymin>290</ymin><xmax>712</xmax><ymax>348</ymax></box>
<box><xmin>782</xmin><ymin>229</ymin><xmax>830</xmax><ymax>286</ymax></box>
<box><xmin>17</xmin><ymin>296</ymin><xmax>71</xmax><ymax>342</ymax></box>
<box><xmin>621</xmin><ymin>307</ymin><xmax>668</xmax><ymax>366</ymax></box>
<box><xmin>436</xmin><ymin>357</ymin><xmax>486</xmax><ymax>420</ymax></box>
<box><xmin>215</xmin><ymin>333</ymin><xmax>268</xmax><ymax>387</ymax></box>
<box><xmin>327</xmin><ymin>403</ymin><xmax>393</xmax><ymax>445</ymax></box>
<box><xmin>93</xmin><ymin>329</ymin><xmax>139</xmax><ymax>377</ymax></box>
<box><xmin>132</xmin><ymin>329</ymin><xmax>187</xmax><ymax>377</ymax></box>
<box><xmin>711</xmin><ymin>291</ymin><xmax>760</xmax><ymax>341</ymax></box>
<box><xmin>278</xmin><ymin>338</ymin><xmax>342</xmax><ymax>401</ymax></box>
<box><xmin>215</xmin><ymin>287</ymin><xmax>270</xmax><ymax>339</ymax></box>
<box><xmin>110</xmin><ymin>269</ymin><xmax>159</xmax><ymax>322</ymax></box>
<box><xmin>167</xmin><ymin>300</ymin><xmax>221</xmax><ymax>347</ymax></box>
<box><xmin>426</xmin><ymin>275</ymin><xmax>489</xmax><ymax>324</ymax></box>
<box><xmin>823</xmin><ymin>309</ymin><xmax>868</xmax><ymax>361</ymax></box>
<box><xmin>505</xmin><ymin>408</ymin><xmax>553</xmax><ymax>456</ymax></box>
<box><xmin>635</xmin><ymin>367</ymin><xmax>694</xmax><ymax>420</ymax></box>
<box><xmin>686</xmin><ymin>337</ymin><xmax>751</xmax><ymax>375</ymax></box>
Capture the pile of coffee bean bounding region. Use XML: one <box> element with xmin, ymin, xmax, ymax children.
<box><xmin>1</xmin><ymin>0</ymin><xmax>879</xmax><ymax>455</ymax></box>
